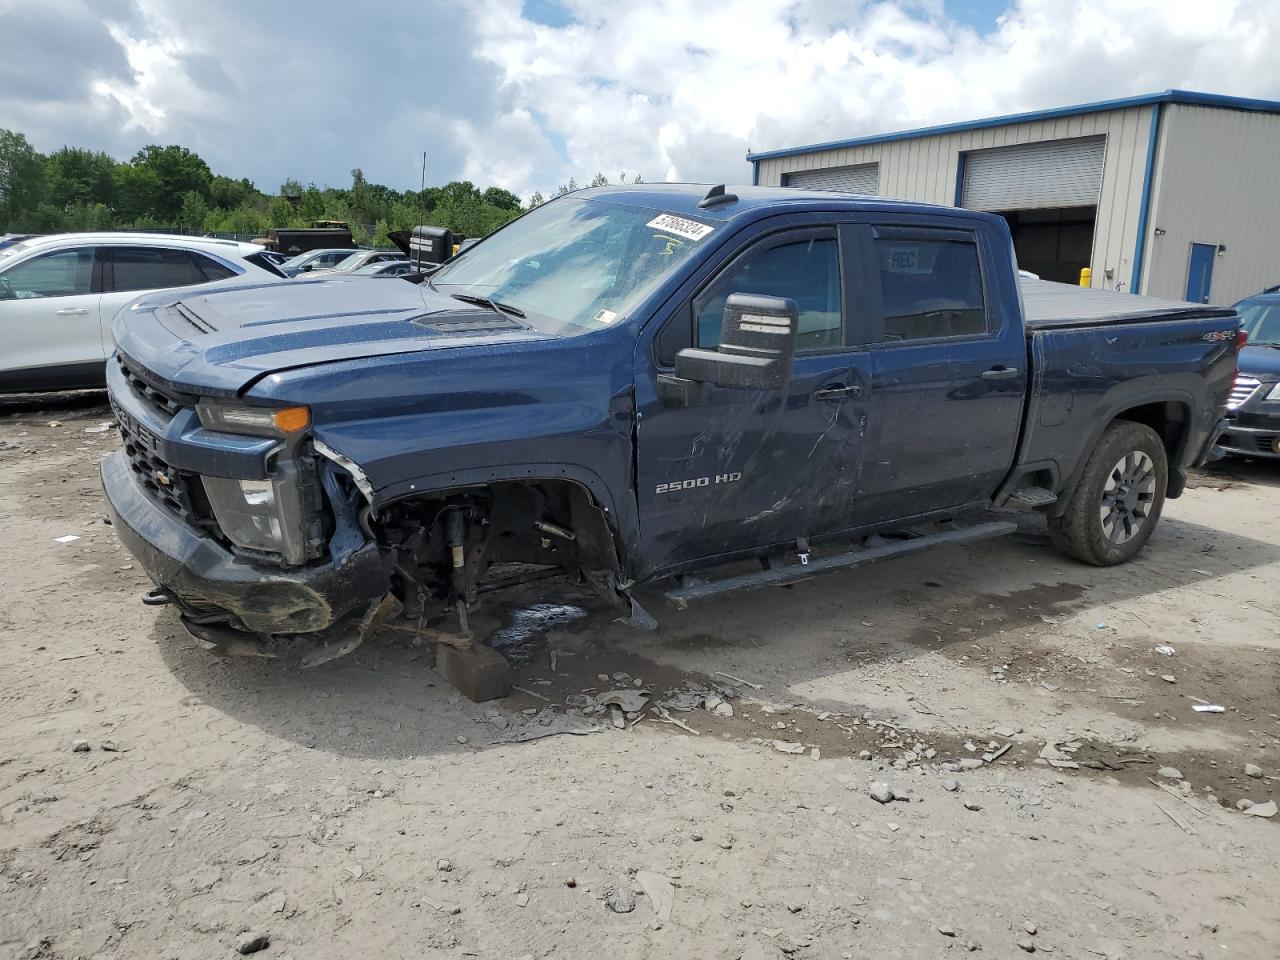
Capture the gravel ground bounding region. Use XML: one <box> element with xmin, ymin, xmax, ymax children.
<box><xmin>1</xmin><ymin>395</ymin><xmax>1278</xmax><ymax>960</ymax></box>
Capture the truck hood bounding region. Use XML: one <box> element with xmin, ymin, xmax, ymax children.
<box><xmin>1239</xmin><ymin>343</ymin><xmax>1280</xmax><ymax>379</ymax></box>
<box><xmin>112</xmin><ymin>275</ymin><xmax>548</xmax><ymax>397</ymax></box>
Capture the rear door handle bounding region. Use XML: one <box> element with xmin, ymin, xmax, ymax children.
<box><xmin>814</xmin><ymin>383</ymin><xmax>863</xmax><ymax>400</ymax></box>
<box><xmin>55</xmin><ymin>307</ymin><xmax>89</xmax><ymax>316</ymax></box>
<box><xmin>981</xmin><ymin>366</ymin><xmax>1020</xmax><ymax>381</ymax></box>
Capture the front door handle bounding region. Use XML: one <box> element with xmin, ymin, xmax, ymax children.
<box><xmin>981</xmin><ymin>366</ymin><xmax>1020</xmax><ymax>381</ymax></box>
<box><xmin>55</xmin><ymin>307</ymin><xmax>90</xmax><ymax>316</ymax></box>
<box><xmin>814</xmin><ymin>383</ymin><xmax>863</xmax><ymax>400</ymax></box>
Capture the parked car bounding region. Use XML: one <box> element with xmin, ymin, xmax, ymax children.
<box><xmin>349</xmin><ymin>260</ymin><xmax>418</xmax><ymax>278</ymax></box>
<box><xmin>102</xmin><ymin>185</ymin><xmax>1240</xmax><ymax>694</ymax></box>
<box><xmin>279</xmin><ymin>248</ymin><xmax>363</xmax><ymax>278</ymax></box>
<box><xmin>253</xmin><ymin>249</ymin><xmax>292</xmax><ymax>269</ymax></box>
<box><xmin>1218</xmin><ymin>291</ymin><xmax>1280</xmax><ymax>459</ymax></box>
<box><xmin>0</xmin><ymin>233</ymin><xmax>282</xmax><ymax>393</ymax></box>
<box><xmin>301</xmin><ymin>248</ymin><xmax>408</xmax><ymax>277</ymax></box>
<box><xmin>0</xmin><ymin>233</ymin><xmax>38</xmax><ymax>250</ymax></box>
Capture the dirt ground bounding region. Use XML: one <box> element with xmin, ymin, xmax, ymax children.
<box><xmin>1</xmin><ymin>394</ymin><xmax>1278</xmax><ymax>960</ymax></box>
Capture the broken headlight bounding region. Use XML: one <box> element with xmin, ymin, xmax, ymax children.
<box><xmin>201</xmin><ymin>455</ymin><xmax>321</xmax><ymax>565</ymax></box>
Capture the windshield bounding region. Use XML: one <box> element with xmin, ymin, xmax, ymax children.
<box><xmin>429</xmin><ymin>196</ymin><xmax>713</xmax><ymax>334</ymax></box>
<box><xmin>1236</xmin><ymin>298</ymin><xmax>1280</xmax><ymax>345</ymax></box>
<box><xmin>332</xmin><ymin>252</ymin><xmax>365</xmax><ymax>271</ymax></box>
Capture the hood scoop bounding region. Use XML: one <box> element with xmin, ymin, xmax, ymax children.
<box><xmin>410</xmin><ymin>313</ymin><xmax>524</xmax><ymax>335</ymax></box>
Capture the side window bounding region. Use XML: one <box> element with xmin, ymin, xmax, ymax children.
<box><xmin>109</xmin><ymin>247</ymin><xmax>207</xmax><ymax>293</ymax></box>
<box><xmin>873</xmin><ymin>234</ymin><xmax>987</xmax><ymax>342</ymax></box>
<box><xmin>0</xmin><ymin>248</ymin><xmax>94</xmax><ymax>300</ymax></box>
<box><xmin>694</xmin><ymin>233</ymin><xmax>842</xmax><ymax>353</ymax></box>
<box><xmin>192</xmin><ymin>253</ymin><xmax>237</xmax><ymax>282</ymax></box>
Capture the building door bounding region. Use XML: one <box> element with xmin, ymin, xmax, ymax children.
<box><xmin>1185</xmin><ymin>243</ymin><xmax>1216</xmax><ymax>303</ymax></box>
<box><xmin>961</xmin><ymin>136</ymin><xmax>1105</xmax><ymax>285</ymax></box>
<box><xmin>785</xmin><ymin>163</ymin><xmax>880</xmax><ymax>195</ymax></box>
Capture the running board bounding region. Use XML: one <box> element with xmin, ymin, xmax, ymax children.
<box><xmin>663</xmin><ymin>520</ymin><xmax>1018</xmax><ymax>609</ymax></box>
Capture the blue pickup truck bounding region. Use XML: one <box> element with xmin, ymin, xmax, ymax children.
<box><xmin>101</xmin><ymin>184</ymin><xmax>1241</xmax><ymax>693</ymax></box>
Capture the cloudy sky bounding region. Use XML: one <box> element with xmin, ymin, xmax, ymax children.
<box><xmin>2</xmin><ymin>0</ymin><xmax>1278</xmax><ymax>202</ymax></box>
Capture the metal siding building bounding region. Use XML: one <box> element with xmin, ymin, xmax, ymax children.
<box><xmin>748</xmin><ymin>91</ymin><xmax>1280</xmax><ymax>305</ymax></box>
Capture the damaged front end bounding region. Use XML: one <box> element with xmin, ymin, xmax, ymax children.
<box><xmin>102</xmin><ymin>353</ymin><xmax>638</xmax><ymax>672</ymax></box>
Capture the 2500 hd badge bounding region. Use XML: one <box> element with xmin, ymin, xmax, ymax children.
<box><xmin>655</xmin><ymin>472</ymin><xmax>743</xmax><ymax>494</ymax></box>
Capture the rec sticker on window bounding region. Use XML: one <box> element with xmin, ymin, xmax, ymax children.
<box><xmin>646</xmin><ymin>213</ymin><xmax>714</xmax><ymax>242</ymax></box>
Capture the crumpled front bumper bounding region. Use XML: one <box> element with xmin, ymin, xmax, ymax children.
<box><xmin>101</xmin><ymin>449</ymin><xmax>391</xmax><ymax>637</ymax></box>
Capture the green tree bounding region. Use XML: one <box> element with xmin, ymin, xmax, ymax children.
<box><xmin>112</xmin><ymin>163</ymin><xmax>162</xmax><ymax>223</ymax></box>
<box><xmin>589</xmin><ymin>172</ymin><xmax>609</xmax><ymax>187</ymax></box>
<box><xmin>178</xmin><ymin>190</ymin><xmax>209</xmax><ymax>230</ymax></box>
<box><xmin>279</xmin><ymin>177</ymin><xmax>304</xmax><ymax>197</ymax></box>
<box><xmin>130</xmin><ymin>144</ymin><xmax>213</xmax><ymax>220</ymax></box>
<box><xmin>45</xmin><ymin>146</ymin><xmax>116</xmax><ymax>212</ymax></box>
<box><xmin>299</xmin><ymin>184</ymin><xmax>325</xmax><ymax>222</ymax></box>
<box><xmin>0</xmin><ymin>129</ymin><xmax>46</xmax><ymax>230</ymax></box>
<box><xmin>554</xmin><ymin>177</ymin><xmax>579</xmax><ymax>197</ymax></box>
<box><xmin>373</xmin><ymin>217</ymin><xmax>391</xmax><ymax>248</ymax></box>
<box><xmin>528</xmin><ymin>190</ymin><xmax>545</xmax><ymax>208</ymax></box>
<box><xmin>207</xmin><ymin>175</ymin><xmax>257</xmax><ymax>210</ymax></box>
<box><xmin>481</xmin><ymin>186</ymin><xmax>521</xmax><ymax>211</ymax></box>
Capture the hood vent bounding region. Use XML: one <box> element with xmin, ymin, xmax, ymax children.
<box><xmin>410</xmin><ymin>313</ymin><xmax>524</xmax><ymax>335</ymax></box>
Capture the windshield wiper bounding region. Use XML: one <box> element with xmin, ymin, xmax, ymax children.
<box><xmin>449</xmin><ymin>292</ymin><xmax>526</xmax><ymax>319</ymax></box>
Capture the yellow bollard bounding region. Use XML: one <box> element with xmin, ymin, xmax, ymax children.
<box><xmin>1079</xmin><ymin>266</ymin><xmax>1092</xmax><ymax>287</ymax></box>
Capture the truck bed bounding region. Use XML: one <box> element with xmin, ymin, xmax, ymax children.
<box><xmin>1020</xmin><ymin>277</ymin><xmax>1236</xmax><ymax>330</ymax></box>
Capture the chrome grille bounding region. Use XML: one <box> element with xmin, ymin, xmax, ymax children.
<box><xmin>1228</xmin><ymin>375</ymin><xmax>1261</xmax><ymax>411</ymax></box>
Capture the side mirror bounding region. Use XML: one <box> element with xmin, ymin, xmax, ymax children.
<box><xmin>299</xmin><ymin>264</ymin><xmax>315</xmax><ymax>272</ymax></box>
<box><xmin>674</xmin><ymin>293</ymin><xmax>799</xmax><ymax>390</ymax></box>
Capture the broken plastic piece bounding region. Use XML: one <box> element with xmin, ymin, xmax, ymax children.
<box><xmin>1192</xmin><ymin>704</ymin><xmax>1225</xmax><ymax>713</ymax></box>
<box><xmin>621</xmin><ymin>595</ymin><xmax>658</xmax><ymax>630</ymax></box>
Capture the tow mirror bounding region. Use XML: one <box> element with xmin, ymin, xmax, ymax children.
<box><xmin>674</xmin><ymin>293</ymin><xmax>799</xmax><ymax>390</ymax></box>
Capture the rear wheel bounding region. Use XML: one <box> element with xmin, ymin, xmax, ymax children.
<box><xmin>1048</xmin><ymin>421</ymin><xmax>1167</xmax><ymax>566</ymax></box>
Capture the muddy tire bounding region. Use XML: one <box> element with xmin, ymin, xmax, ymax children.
<box><xmin>1048</xmin><ymin>421</ymin><xmax>1168</xmax><ymax>566</ymax></box>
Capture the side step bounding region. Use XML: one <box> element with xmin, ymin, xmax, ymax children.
<box><xmin>663</xmin><ymin>520</ymin><xmax>1018</xmax><ymax>609</ymax></box>
<box><xmin>1007</xmin><ymin>485</ymin><xmax>1058</xmax><ymax>508</ymax></box>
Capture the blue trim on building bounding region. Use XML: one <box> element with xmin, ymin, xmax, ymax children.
<box><xmin>953</xmin><ymin>152</ymin><xmax>967</xmax><ymax>207</ymax></box>
<box><xmin>1129</xmin><ymin>103</ymin><xmax>1163</xmax><ymax>295</ymax></box>
<box><xmin>751</xmin><ymin>160</ymin><xmax>759</xmax><ymax>186</ymax></box>
<box><xmin>745</xmin><ymin>89</ymin><xmax>1280</xmax><ymax>162</ymax></box>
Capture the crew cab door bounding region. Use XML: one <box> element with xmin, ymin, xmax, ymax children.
<box><xmin>633</xmin><ymin>221</ymin><xmax>873</xmax><ymax>576</ymax></box>
<box><xmin>851</xmin><ymin>221</ymin><xmax>1027</xmax><ymax>522</ymax></box>
<box><xmin>0</xmin><ymin>245</ymin><xmax>105</xmax><ymax>389</ymax></box>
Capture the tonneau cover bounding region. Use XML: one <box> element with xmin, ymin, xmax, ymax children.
<box><xmin>1020</xmin><ymin>277</ymin><xmax>1237</xmax><ymax>330</ymax></box>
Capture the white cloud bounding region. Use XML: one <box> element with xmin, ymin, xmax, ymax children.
<box><xmin>2</xmin><ymin>0</ymin><xmax>1280</xmax><ymax>203</ymax></box>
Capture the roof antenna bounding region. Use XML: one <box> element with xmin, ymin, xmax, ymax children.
<box><xmin>698</xmin><ymin>184</ymin><xmax>738</xmax><ymax>209</ymax></box>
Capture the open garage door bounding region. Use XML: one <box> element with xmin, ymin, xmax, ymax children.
<box><xmin>962</xmin><ymin>137</ymin><xmax>1105</xmax><ymax>284</ymax></box>
<box><xmin>961</xmin><ymin>137</ymin><xmax>1105</xmax><ymax>210</ymax></box>
<box><xmin>785</xmin><ymin>163</ymin><xmax>879</xmax><ymax>195</ymax></box>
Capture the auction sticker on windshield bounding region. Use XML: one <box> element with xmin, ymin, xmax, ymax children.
<box><xmin>646</xmin><ymin>214</ymin><xmax>714</xmax><ymax>242</ymax></box>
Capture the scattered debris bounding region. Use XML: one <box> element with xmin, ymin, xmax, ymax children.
<box><xmin>772</xmin><ymin>740</ymin><xmax>806</xmax><ymax>755</ymax></box>
<box><xmin>1016</xmin><ymin>937</ymin><xmax>1036</xmax><ymax>952</ymax></box>
<box><xmin>596</xmin><ymin>689</ymin><xmax>650</xmax><ymax>713</ymax></box>
<box><xmin>1243</xmin><ymin>800</ymin><xmax>1276</xmax><ymax>818</ymax></box>
<box><xmin>83</xmin><ymin>422</ymin><xmax>114</xmax><ymax>434</ymax></box>
<box><xmin>1193</xmin><ymin>704</ymin><xmax>1225</xmax><ymax>713</ymax></box>
<box><xmin>636</xmin><ymin>870</ymin><xmax>675</xmax><ymax>922</ymax></box>
<box><xmin>963</xmin><ymin>801</ymin><xmax>981</xmax><ymax>812</ymax></box>
<box><xmin>1153</xmin><ymin>644</ymin><xmax>1175</xmax><ymax>656</ymax></box>
<box><xmin>1244</xmin><ymin>764</ymin><xmax>1263</xmax><ymax>779</ymax></box>
<box><xmin>652</xmin><ymin>707</ymin><xmax>700</xmax><ymax>736</ymax></box>
<box><xmin>1160</xmin><ymin>675</ymin><xmax>1176</xmax><ymax>684</ymax></box>
<box><xmin>939</xmin><ymin>925</ymin><xmax>957</xmax><ymax>937</ymax></box>
<box><xmin>942</xmin><ymin>778</ymin><xmax>959</xmax><ymax>792</ymax></box>
<box><xmin>1153</xmin><ymin>801</ymin><xmax>1195</xmax><ymax>835</ymax></box>
<box><xmin>982</xmin><ymin>742</ymin><xmax>1012</xmax><ymax>763</ymax></box>
<box><xmin>71</xmin><ymin>739</ymin><xmax>89</xmax><ymax>753</ymax></box>
<box><xmin>714</xmin><ymin>670</ymin><xmax>762</xmax><ymax>690</ymax></box>
<box><xmin>53</xmin><ymin>535</ymin><xmax>81</xmax><ymax>544</ymax></box>
<box><xmin>436</xmin><ymin>859</ymin><xmax>452</xmax><ymax>872</ymax></box>
<box><xmin>1157</xmin><ymin>767</ymin><xmax>1183</xmax><ymax>780</ymax></box>
<box><xmin>515</xmin><ymin>892</ymin><xmax>530</xmax><ymax>907</ymax></box>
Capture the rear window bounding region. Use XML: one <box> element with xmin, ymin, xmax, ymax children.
<box><xmin>874</xmin><ymin>233</ymin><xmax>988</xmax><ymax>342</ymax></box>
<box><xmin>110</xmin><ymin>247</ymin><xmax>207</xmax><ymax>293</ymax></box>
<box><xmin>192</xmin><ymin>253</ymin><xmax>237</xmax><ymax>282</ymax></box>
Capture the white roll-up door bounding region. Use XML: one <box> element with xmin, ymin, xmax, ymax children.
<box><xmin>786</xmin><ymin>163</ymin><xmax>879</xmax><ymax>195</ymax></box>
<box><xmin>961</xmin><ymin>136</ymin><xmax>1105</xmax><ymax>210</ymax></box>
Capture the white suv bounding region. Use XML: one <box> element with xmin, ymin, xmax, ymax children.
<box><xmin>0</xmin><ymin>233</ymin><xmax>282</xmax><ymax>393</ymax></box>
